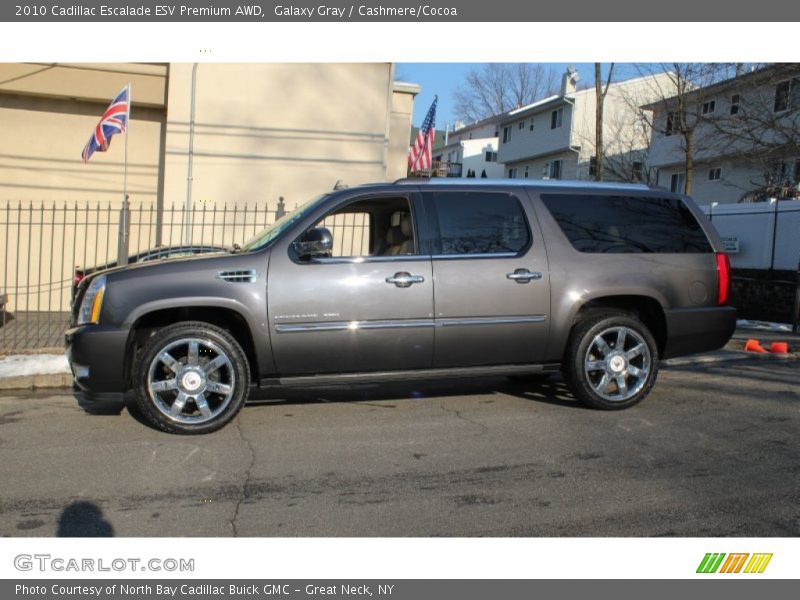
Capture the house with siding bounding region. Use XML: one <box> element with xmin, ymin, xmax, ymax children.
<box><xmin>497</xmin><ymin>68</ymin><xmax>675</xmax><ymax>183</ymax></box>
<box><xmin>644</xmin><ymin>64</ymin><xmax>800</xmax><ymax>204</ymax></box>
<box><xmin>431</xmin><ymin>114</ymin><xmax>505</xmax><ymax>178</ymax></box>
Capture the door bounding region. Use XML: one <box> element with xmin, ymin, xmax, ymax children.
<box><xmin>267</xmin><ymin>192</ymin><xmax>434</xmax><ymax>375</ymax></box>
<box><xmin>424</xmin><ymin>189</ymin><xmax>551</xmax><ymax>367</ymax></box>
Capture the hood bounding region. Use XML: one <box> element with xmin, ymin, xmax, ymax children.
<box><xmin>82</xmin><ymin>249</ymin><xmax>266</xmax><ymax>289</ymax></box>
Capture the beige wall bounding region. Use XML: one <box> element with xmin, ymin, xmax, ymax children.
<box><xmin>388</xmin><ymin>82</ymin><xmax>419</xmax><ymax>181</ymax></box>
<box><xmin>0</xmin><ymin>63</ymin><xmax>417</xmax><ymax>314</ymax></box>
<box><xmin>163</xmin><ymin>63</ymin><xmax>410</xmax><ymax>213</ymax></box>
<box><xmin>0</xmin><ymin>63</ymin><xmax>166</xmax><ymax>206</ymax></box>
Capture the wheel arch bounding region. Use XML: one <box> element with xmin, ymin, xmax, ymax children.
<box><xmin>124</xmin><ymin>305</ymin><xmax>261</xmax><ymax>387</ymax></box>
<box><xmin>563</xmin><ymin>294</ymin><xmax>668</xmax><ymax>359</ymax></box>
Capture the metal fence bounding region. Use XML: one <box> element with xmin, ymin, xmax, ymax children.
<box><xmin>0</xmin><ymin>201</ymin><xmax>282</xmax><ymax>351</ymax></box>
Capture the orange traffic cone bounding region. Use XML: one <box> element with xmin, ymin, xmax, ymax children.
<box><xmin>770</xmin><ymin>342</ymin><xmax>789</xmax><ymax>354</ymax></box>
<box><xmin>744</xmin><ymin>339</ymin><xmax>767</xmax><ymax>353</ymax></box>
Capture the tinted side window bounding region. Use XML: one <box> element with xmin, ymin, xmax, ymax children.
<box><xmin>429</xmin><ymin>192</ymin><xmax>530</xmax><ymax>255</ymax></box>
<box><xmin>541</xmin><ymin>194</ymin><xmax>712</xmax><ymax>253</ymax></box>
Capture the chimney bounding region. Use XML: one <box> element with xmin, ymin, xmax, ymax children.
<box><xmin>561</xmin><ymin>66</ymin><xmax>580</xmax><ymax>96</ymax></box>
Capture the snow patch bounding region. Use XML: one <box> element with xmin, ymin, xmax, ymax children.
<box><xmin>0</xmin><ymin>354</ymin><xmax>70</xmax><ymax>377</ymax></box>
<box><xmin>736</xmin><ymin>319</ymin><xmax>793</xmax><ymax>332</ymax></box>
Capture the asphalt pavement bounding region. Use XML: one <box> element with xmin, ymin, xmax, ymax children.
<box><xmin>0</xmin><ymin>358</ymin><xmax>798</xmax><ymax>537</ymax></box>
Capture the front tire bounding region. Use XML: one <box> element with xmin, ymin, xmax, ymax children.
<box><xmin>132</xmin><ymin>321</ymin><xmax>250</xmax><ymax>434</ymax></box>
<box><xmin>564</xmin><ymin>311</ymin><xmax>658</xmax><ymax>410</ymax></box>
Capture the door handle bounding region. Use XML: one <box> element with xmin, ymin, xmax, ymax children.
<box><xmin>507</xmin><ymin>269</ymin><xmax>542</xmax><ymax>283</ymax></box>
<box><xmin>386</xmin><ymin>272</ymin><xmax>425</xmax><ymax>288</ymax></box>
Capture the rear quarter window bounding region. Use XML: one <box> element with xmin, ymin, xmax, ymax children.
<box><xmin>540</xmin><ymin>193</ymin><xmax>712</xmax><ymax>253</ymax></box>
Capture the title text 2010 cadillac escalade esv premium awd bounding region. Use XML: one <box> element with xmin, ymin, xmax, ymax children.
<box><xmin>67</xmin><ymin>179</ymin><xmax>736</xmax><ymax>434</ymax></box>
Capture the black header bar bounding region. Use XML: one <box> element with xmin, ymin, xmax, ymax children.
<box><xmin>4</xmin><ymin>0</ymin><xmax>799</xmax><ymax>22</ymax></box>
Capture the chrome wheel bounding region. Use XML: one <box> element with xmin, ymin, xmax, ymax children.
<box><xmin>147</xmin><ymin>337</ymin><xmax>236</xmax><ymax>424</ymax></box>
<box><xmin>583</xmin><ymin>326</ymin><xmax>651</xmax><ymax>402</ymax></box>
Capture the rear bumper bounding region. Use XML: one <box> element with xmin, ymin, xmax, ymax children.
<box><xmin>65</xmin><ymin>324</ymin><xmax>129</xmax><ymax>394</ymax></box>
<box><xmin>662</xmin><ymin>305</ymin><xmax>737</xmax><ymax>359</ymax></box>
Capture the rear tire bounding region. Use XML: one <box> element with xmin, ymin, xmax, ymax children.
<box><xmin>563</xmin><ymin>310</ymin><xmax>658</xmax><ymax>410</ymax></box>
<box><xmin>132</xmin><ymin>321</ymin><xmax>250</xmax><ymax>434</ymax></box>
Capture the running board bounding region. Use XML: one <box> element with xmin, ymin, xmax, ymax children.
<box><xmin>259</xmin><ymin>363</ymin><xmax>561</xmax><ymax>388</ymax></box>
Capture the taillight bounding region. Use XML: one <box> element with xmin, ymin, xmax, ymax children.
<box><xmin>716</xmin><ymin>252</ymin><xmax>731</xmax><ymax>305</ymax></box>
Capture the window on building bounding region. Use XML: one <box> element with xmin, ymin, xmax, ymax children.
<box><xmin>632</xmin><ymin>161</ymin><xmax>644</xmax><ymax>181</ymax></box>
<box><xmin>508</xmin><ymin>167</ymin><xmax>517</xmax><ymax>179</ymax></box>
<box><xmin>702</xmin><ymin>100</ymin><xmax>716</xmax><ymax>115</ymax></box>
<box><xmin>529</xmin><ymin>120</ymin><xmax>535</xmax><ymax>131</ymax></box>
<box><xmin>774</xmin><ymin>77</ymin><xmax>800</xmax><ymax>112</ymax></box>
<box><xmin>524</xmin><ymin>166</ymin><xmax>529</xmax><ymax>179</ymax></box>
<box><xmin>708</xmin><ymin>167</ymin><xmax>722</xmax><ymax>181</ymax></box>
<box><xmin>778</xmin><ymin>158</ymin><xmax>800</xmax><ymax>183</ymax></box>
<box><xmin>485</xmin><ymin>151</ymin><xmax>498</xmax><ymax>162</ymax></box>
<box><xmin>730</xmin><ymin>94</ymin><xmax>740</xmax><ymax>115</ymax></box>
<box><xmin>502</xmin><ymin>126</ymin><xmax>512</xmax><ymax>144</ymax></box>
<box><xmin>428</xmin><ymin>192</ymin><xmax>531</xmax><ymax>256</ymax></box>
<box><xmin>551</xmin><ymin>108</ymin><xmax>563</xmax><ymax>129</ymax></box>
<box><xmin>549</xmin><ymin>160</ymin><xmax>563</xmax><ymax>180</ymax></box>
<box><xmin>540</xmin><ymin>194</ymin><xmax>712</xmax><ymax>254</ymax></box>
<box><xmin>665</xmin><ymin>111</ymin><xmax>679</xmax><ymax>136</ymax></box>
<box><xmin>518</xmin><ymin>120</ymin><xmax>525</xmax><ymax>130</ymax></box>
<box><xmin>589</xmin><ymin>156</ymin><xmax>597</xmax><ymax>177</ymax></box>
<box><xmin>670</xmin><ymin>172</ymin><xmax>686</xmax><ymax>194</ymax></box>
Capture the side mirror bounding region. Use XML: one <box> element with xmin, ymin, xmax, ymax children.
<box><xmin>293</xmin><ymin>227</ymin><xmax>333</xmax><ymax>259</ymax></box>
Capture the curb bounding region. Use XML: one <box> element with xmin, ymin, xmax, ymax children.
<box><xmin>0</xmin><ymin>372</ymin><xmax>72</xmax><ymax>391</ymax></box>
<box><xmin>662</xmin><ymin>350</ymin><xmax>800</xmax><ymax>368</ymax></box>
<box><xmin>0</xmin><ymin>351</ymin><xmax>797</xmax><ymax>391</ymax></box>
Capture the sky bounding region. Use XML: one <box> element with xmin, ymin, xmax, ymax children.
<box><xmin>396</xmin><ymin>63</ymin><xmax>647</xmax><ymax>128</ymax></box>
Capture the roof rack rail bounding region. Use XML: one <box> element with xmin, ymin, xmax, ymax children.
<box><xmin>392</xmin><ymin>177</ymin><xmax>652</xmax><ymax>191</ymax></box>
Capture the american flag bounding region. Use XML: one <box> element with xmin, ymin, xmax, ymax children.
<box><xmin>81</xmin><ymin>85</ymin><xmax>129</xmax><ymax>162</ymax></box>
<box><xmin>408</xmin><ymin>96</ymin><xmax>437</xmax><ymax>173</ymax></box>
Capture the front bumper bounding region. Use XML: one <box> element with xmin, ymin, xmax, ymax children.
<box><xmin>65</xmin><ymin>324</ymin><xmax>130</xmax><ymax>394</ymax></box>
<box><xmin>662</xmin><ymin>305</ymin><xmax>737</xmax><ymax>359</ymax></box>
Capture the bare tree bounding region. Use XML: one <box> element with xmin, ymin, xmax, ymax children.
<box><xmin>594</xmin><ymin>63</ymin><xmax>615</xmax><ymax>181</ymax></box>
<box><xmin>452</xmin><ymin>64</ymin><xmax>558</xmax><ymax>123</ymax></box>
<box><xmin>703</xmin><ymin>63</ymin><xmax>800</xmax><ymax>201</ymax></box>
<box><xmin>632</xmin><ymin>63</ymin><xmax>734</xmax><ymax>194</ymax></box>
<box><xmin>601</xmin><ymin>111</ymin><xmax>658</xmax><ymax>185</ymax></box>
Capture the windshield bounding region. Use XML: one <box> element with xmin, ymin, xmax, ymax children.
<box><xmin>240</xmin><ymin>194</ymin><xmax>330</xmax><ymax>252</ymax></box>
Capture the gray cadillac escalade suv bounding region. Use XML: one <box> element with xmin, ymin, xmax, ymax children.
<box><xmin>66</xmin><ymin>179</ymin><xmax>736</xmax><ymax>434</ymax></box>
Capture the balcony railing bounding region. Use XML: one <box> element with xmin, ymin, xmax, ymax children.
<box><xmin>408</xmin><ymin>160</ymin><xmax>463</xmax><ymax>178</ymax></box>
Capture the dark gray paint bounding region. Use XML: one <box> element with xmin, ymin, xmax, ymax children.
<box><xmin>66</xmin><ymin>180</ymin><xmax>736</xmax><ymax>396</ymax></box>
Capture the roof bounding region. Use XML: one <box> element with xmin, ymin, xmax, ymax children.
<box><xmin>449</xmin><ymin>112</ymin><xmax>507</xmax><ymax>135</ymax></box>
<box><xmin>640</xmin><ymin>64</ymin><xmax>798</xmax><ymax>110</ymax></box>
<box><xmin>499</xmin><ymin>94</ymin><xmax>569</xmax><ymax>124</ymax></box>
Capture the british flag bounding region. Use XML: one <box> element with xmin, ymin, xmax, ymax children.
<box><xmin>408</xmin><ymin>96</ymin><xmax>437</xmax><ymax>173</ymax></box>
<box><xmin>81</xmin><ymin>85</ymin><xmax>129</xmax><ymax>163</ymax></box>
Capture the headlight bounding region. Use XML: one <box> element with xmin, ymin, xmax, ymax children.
<box><xmin>77</xmin><ymin>275</ymin><xmax>106</xmax><ymax>325</ymax></box>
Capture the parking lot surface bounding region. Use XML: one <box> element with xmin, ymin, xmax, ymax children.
<box><xmin>0</xmin><ymin>359</ymin><xmax>798</xmax><ymax>537</ymax></box>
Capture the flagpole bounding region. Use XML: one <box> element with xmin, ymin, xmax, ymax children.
<box><xmin>119</xmin><ymin>83</ymin><xmax>131</xmax><ymax>265</ymax></box>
